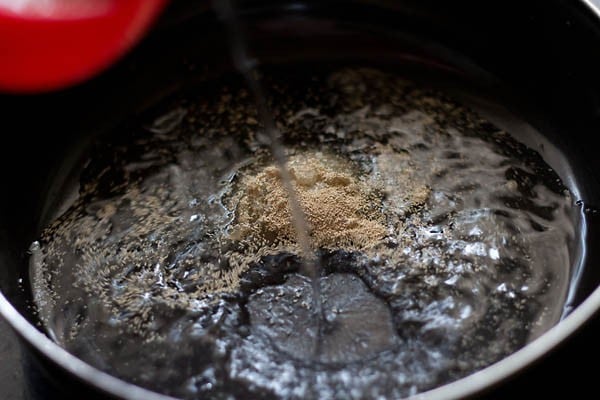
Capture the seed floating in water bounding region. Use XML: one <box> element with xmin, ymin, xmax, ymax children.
<box><xmin>30</xmin><ymin>67</ymin><xmax>578</xmax><ymax>399</ymax></box>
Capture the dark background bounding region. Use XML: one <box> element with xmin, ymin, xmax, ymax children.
<box><xmin>0</xmin><ymin>317</ymin><xmax>23</xmax><ymax>400</ymax></box>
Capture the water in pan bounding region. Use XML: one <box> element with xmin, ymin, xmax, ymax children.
<box><xmin>29</xmin><ymin>67</ymin><xmax>578</xmax><ymax>399</ymax></box>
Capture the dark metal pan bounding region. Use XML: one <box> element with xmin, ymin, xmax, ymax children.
<box><xmin>2</xmin><ymin>1</ymin><xmax>600</xmax><ymax>398</ymax></box>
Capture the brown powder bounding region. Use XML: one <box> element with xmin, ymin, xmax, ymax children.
<box><xmin>229</xmin><ymin>151</ymin><xmax>388</xmax><ymax>252</ymax></box>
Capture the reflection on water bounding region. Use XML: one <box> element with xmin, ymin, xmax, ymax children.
<box><xmin>30</xmin><ymin>68</ymin><xmax>578</xmax><ymax>399</ymax></box>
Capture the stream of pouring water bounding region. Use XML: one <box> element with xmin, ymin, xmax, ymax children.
<box><xmin>213</xmin><ymin>0</ymin><xmax>324</xmax><ymax>334</ymax></box>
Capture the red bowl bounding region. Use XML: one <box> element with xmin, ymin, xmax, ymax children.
<box><xmin>0</xmin><ymin>0</ymin><xmax>167</xmax><ymax>93</ymax></box>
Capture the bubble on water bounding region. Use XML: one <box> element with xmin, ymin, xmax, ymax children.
<box><xmin>146</xmin><ymin>107</ymin><xmax>188</xmax><ymax>135</ymax></box>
